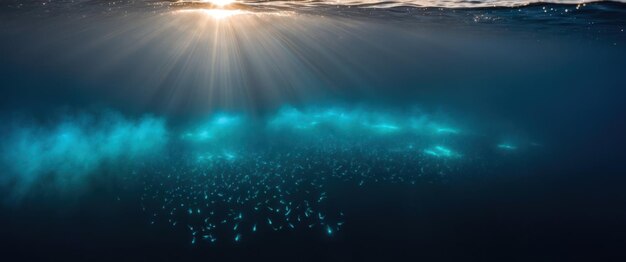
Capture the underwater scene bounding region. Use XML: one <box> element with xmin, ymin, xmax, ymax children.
<box><xmin>1</xmin><ymin>0</ymin><xmax>626</xmax><ymax>261</ymax></box>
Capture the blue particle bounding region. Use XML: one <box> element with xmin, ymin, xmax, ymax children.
<box><xmin>497</xmin><ymin>144</ymin><xmax>517</xmax><ymax>150</ymax></box>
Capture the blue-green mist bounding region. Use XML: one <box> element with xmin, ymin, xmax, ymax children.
<box><xmin>0</xmin><ymin>112</ymin><xmax>168</xmax><ymax>200</ymax></box>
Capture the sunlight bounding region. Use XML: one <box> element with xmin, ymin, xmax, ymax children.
<box><xmin>200</xmin><ymin>0</ymin><xmax>236</xmax><ymax>7</ymax></box>
<box><xmin>175</xmin><ymin>8</ymin><xmax>248</xmax><ymax>20</ymax></box>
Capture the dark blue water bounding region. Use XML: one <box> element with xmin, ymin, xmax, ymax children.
<box><xmin>1</xmin><ymin>1</ymin><xmax>625</xmax><ymax>261</ymax></box>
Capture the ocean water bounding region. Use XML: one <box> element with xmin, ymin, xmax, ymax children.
<box><xmin>1</xmin><ymin>0</ymin><xmax>625</xmax><ymax>261</ymax></box>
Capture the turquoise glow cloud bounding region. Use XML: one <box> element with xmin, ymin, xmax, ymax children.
<box><xmin>1</xmin><ymin>111</ymin><xmax>168</xmax><ymax>200</ymax></box>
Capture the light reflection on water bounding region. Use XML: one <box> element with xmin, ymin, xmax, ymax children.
<box><xmin>160</xmin><ymin>0</ymin><xmax>621</xmax><ymax>9</ymax></box>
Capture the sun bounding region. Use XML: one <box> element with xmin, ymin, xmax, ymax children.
<box><xmin>201</xmin><ymin>0</ymin><xmax>235</xmax><ymax>7</ymax></box>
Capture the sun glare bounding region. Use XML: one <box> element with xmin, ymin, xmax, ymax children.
<box><xmin>175</xmin><ymin>8</ymin><xmax>247</xmax><ymax>19</ymax></box>
<box><xmin>201</xmin><ymin>0</ymin><xmax>236</xmax><ymax>7</ymax></box>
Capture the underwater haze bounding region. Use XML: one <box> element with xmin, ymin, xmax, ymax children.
<box><xmin>1</xmin><ymin>0</ymin><xmax>626</xmax><ymax>261</ymax></box>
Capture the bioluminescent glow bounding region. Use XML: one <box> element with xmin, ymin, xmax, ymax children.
<box><xmin>497</xmin><ymin>143</ymin><xmax>518</xmax><ymax>150</ymax></box>
<box><xmin>424</xmin><ymin>145</ymin><xmax>460</xmax><ymax>158</ymax></box>
<box><xmin>266</xmin><ymin>106</ymin><xmax>461</xmax><ymax>139</ymax></box>
<box><xmin>0</xmin><ymin>112</ymin><xmax>168</xmax><ymax>200</ymax></box>
<box><xmin>432</xmin><ymin>126</ymin><xmax>461</xmax><ymax>135</ymax></box>
<box><xmin>134</xmin><ymin>105</ymin><xmax>538</xmax><ymax>244</ymax></box>
<box><xmin>181</xmin><ymin>113</ymin><xmax>243</xmax><ymax>142</ymax></box>
<box><xmin>0</xmin><ymin>106</ymin><xmax>538</xmax><ymax>242</ymax></box>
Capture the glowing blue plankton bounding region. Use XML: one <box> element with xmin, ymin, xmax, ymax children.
<box><xmin>423</xmin><ymin>145</ymin><xmax>461</xmax><ymax>158</ymax></box>
<box><xmin>497</xmin><ymin>144</ymin><xmax>517</xmax><ymax>150</ymax></box>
